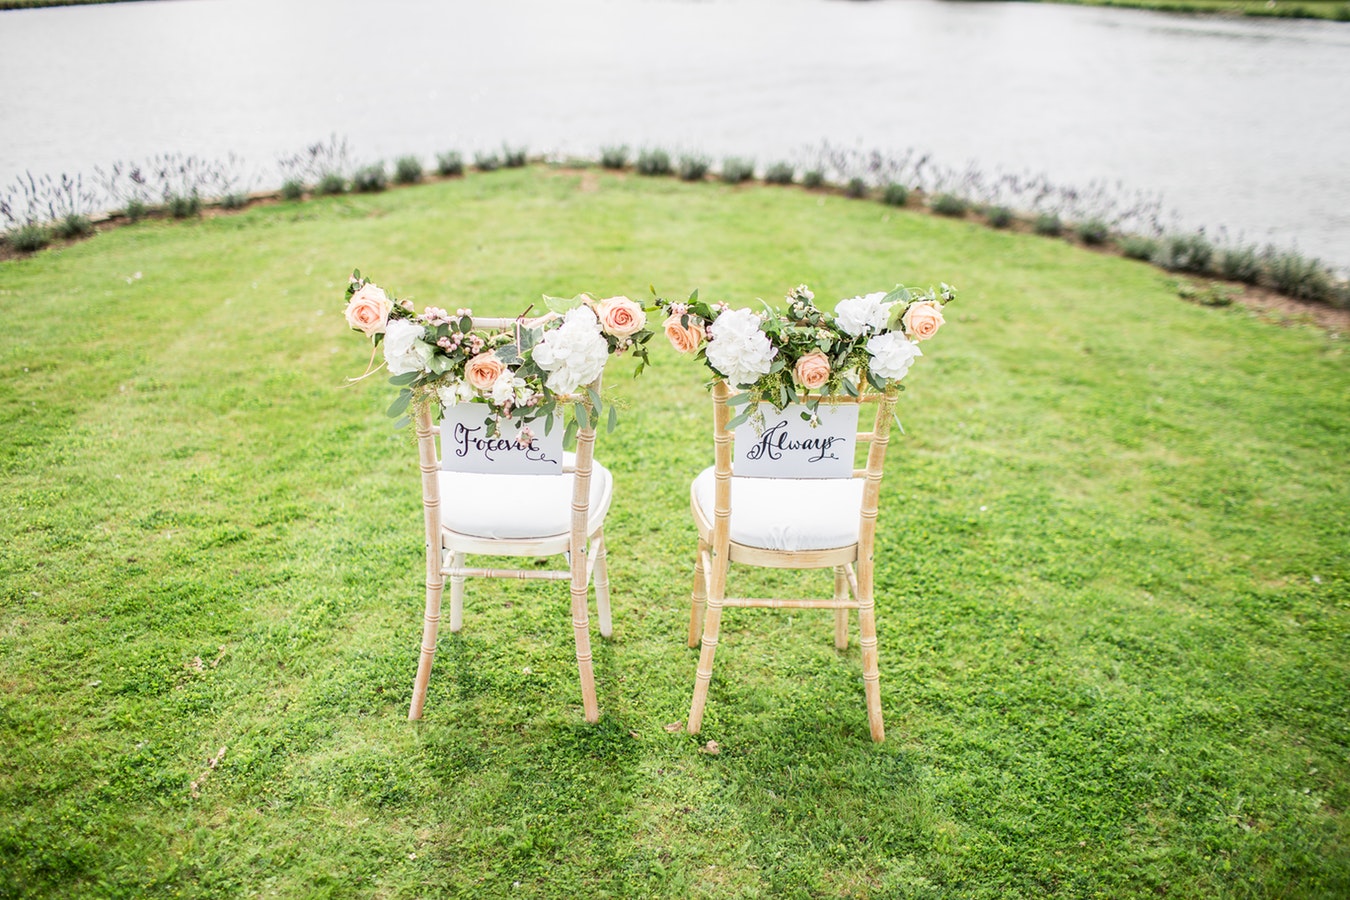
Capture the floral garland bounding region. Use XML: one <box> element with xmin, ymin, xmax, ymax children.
<box><xmin>656</xmin><ymin>282</ymin><xmax>955</xmax><ymax>428</ymax></box>
<box><xmin>343</xmin><ymin>270</ymin><xmax>655</xmax><ymax>442</ymax></box>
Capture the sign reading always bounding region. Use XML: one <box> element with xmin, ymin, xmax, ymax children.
<box><xmin>734</xmin><ymin>403</ymin><xmax>859</xmax><ymax>479</ymax></box>
<box><xmin>440</xmin><ymin>404</ymin><xmax>563</xmax><ymax>475</ymax></box>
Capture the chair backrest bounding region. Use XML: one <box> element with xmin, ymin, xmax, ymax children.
<box><xmin>438</xmin><ymin>403</ymin><xmax>565</xmax><ymax>475</ymax></box>
<box><xmin>710</xmin><ymin>380</ymin><xmax>899</xmax><ymax>540</ymax></box>
<box><xmin>732</xmin><ymin>401</ymin><xmax>860</xmax><ymax>479</ymax></box>
<box><xmin>412</xmin><ymin>314</ymin><xmax>602</xmax><ymax>550</ymax></box>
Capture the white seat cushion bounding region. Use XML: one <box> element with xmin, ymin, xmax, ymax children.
<box><xmin>691</xmin><ymin>466</ymin><xmax>865</xmax><ymax>552</ymax></box>
<box><xmin>440</xmin><ymin>454</ymin><xmax>612</xmax><ymax>540</ymax></box>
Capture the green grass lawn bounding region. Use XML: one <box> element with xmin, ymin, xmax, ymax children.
<box><xmin>1</xmin><ymin>167</ymin><xmax>1346</xmax><ymax>898</ymax></box>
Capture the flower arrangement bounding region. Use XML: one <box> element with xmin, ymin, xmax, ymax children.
<box><xmin>657</xmin><ymin>282</ymin><xmax>955</xmax><ymax>428</ymax></box>
<box><xmin>343</xmin><ymin>270</ymin><xmax>655</xmax><ymax>441</ymax></box>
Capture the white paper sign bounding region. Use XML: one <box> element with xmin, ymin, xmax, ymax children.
<box><xmin>440</xmin><ymin>405</ymin><xmax>563</xmax><ymax>475</ymax></box>
<box><xmin>734</xmin><ymin>403</ymin><xmax>859</xmax><ymax>479</ymax></box>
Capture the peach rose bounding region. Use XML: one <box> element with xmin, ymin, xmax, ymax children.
<box><xmin>596</xmin><ymin>296</ymin><xmax>647</xmax><ymax>338</ymax></box>
<box><xmin>344</xmin><ymin>283</ymin><xmax>393</xmax><ymax>336</ymax></box>
<box><xmin>464</xmin><ymin>352</ymin><xmax>505</xmax><ymax>391</ymax></box>
<box><xmin>901</xmin><ymin>300</ymin><xmax>945</xmax><ymax>341</ymax></box>
<box><xmin>793</xmin><ymin>351</ymin><xmax>831</xmax><ymax>391</ymax></box>
<box><xmin>663</xmin><ymin>313</ymin><xmax>706</xmax><ymax>354</ymax></box>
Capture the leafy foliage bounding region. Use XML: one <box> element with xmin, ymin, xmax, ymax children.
<box><xmin>986</xmin><ymin>205</ymin><xmax>1014</xmax><ymax>228</ymax></box>
<box><xmin>931</xmin><ymin>192</ymin><xmax>968</xmax><ymax>217</ymax></box>
<box><xmin>636</xmin><ymin>148</ymin><xmax>673</xmax><ymax>176</ymax></box>
<box><xmin>394</xmin><ymin>156</ymin><xmax>424</xmax><ymax>185</ymax></box>
<box><xmin>677</xmin><ymin>154</ymin><xmax>710</xmax><ymax>182</ymax></box>
<box><xmin>763</xmin><ymin>162</ymin><xmax>794</xmax><ymax>185</ymax></box>
<box><xmin>599</xmin><ymin>145</ymin><xmax>629</xmax><ymax>170</ymax></box>
<box><xmin>352</xmin><ymin>164</ymin><xmax>388</xmax><ymax>193</ymax></box>
<box><xmin>720</xmin><ymin>157</ymin><xmax>755</xmax><ymax>185</ymax></box>
<box><xmin>435</xmin><ymin>151</ymin><xmax>464</xmax><ymax>177</ymax></box>
<box><xmin>882</xmin><ymin>183</ymin><xmax>909</xmax><ymax>207</ymax></box>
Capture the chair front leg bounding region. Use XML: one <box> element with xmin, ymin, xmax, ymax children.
<box><xmin>448</xmin><ymin>551</ymin><xmax>466</xmax><ymax>633</ymax></box>
<box><xmin>833</xmin><ymin>565</ymin><xmax>849</xmax><ymax>650</ymax></box>
<box><xmin>592</xmin><ymin>531</ymin><xmax>612</xmax><ymax>639</ymax></box>
<box><xmin>687</xmin><ymin>538</ymin><xmax>709</xmax><ymax>648</ymax></box>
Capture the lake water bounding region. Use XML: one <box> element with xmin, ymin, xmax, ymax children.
<box><xmin>2</xmin><ymin>0</ymin><xmax>1348</xmax><ymax>267</ymax></box>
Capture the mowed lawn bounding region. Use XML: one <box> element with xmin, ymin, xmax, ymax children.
<box><xmin>1</xmin><ymin>167</ymin><xmax>1346</xmax><ymax>899</ymax></box>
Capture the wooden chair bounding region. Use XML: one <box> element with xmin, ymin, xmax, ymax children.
<box><xmin>686</xmin><ymin>381</ymin><xmax>899</xmax><ymax>742</ymax></box>
<box><xmin>408</xmin><ymin>318</ymin><xmax>612</xmax><ymax>723</ymax></box>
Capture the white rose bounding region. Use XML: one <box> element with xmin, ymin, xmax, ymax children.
<box><xmin>531</xmin><ymin>305</ymin><xmax>609</xmax><ymax>395</ymax></box>
<box><xmin>436</xmin><ymin>379</ymin><xmax>475</xmax><ymax>408</ymax></box>
<box><xmin>865</xmin><ymin>332</ymin><xmax>923</xmax><ymax>381</ymax></box>
<box><xmin>490</xmin><ymin>369</ymin><xmax>526</xmax><ymax>405</ymax></box>
<box><xmin>834</xmin><ymin>291</ymin><xmax>893</xmax><ymax>338</ymax></box>
<box><xmin>704</xmin><ymin>307</ymin><xmax>777</xmax><ymax>386</ymax></box>
<box><xmin>384</xmin><ymin>318</ymin><xmax>431</xmax><ymax>375</ymax></box>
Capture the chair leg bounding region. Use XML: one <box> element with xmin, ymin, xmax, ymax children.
<box><xmin>448</xmin><ymin>551</ymin><xmax>466</xmax><ymax>633</ymax></box>
<box><xmin>687</xmin><ymin>562</ymin><xmax>724</xmax><ymax>734</ymax></box>
<box><xmin>687</xmin><ymin>539</ymin><xmax>708</xmax><ymax>648</ymax></box>
<box><xmin>571</xmin><ymin>553</ymin><xmax>599</xmax><ymax>723</ymax></box>
<box><xmin>857</xmin><ymin>587</ymin><xmax>885</xmax><ymax>743</ymax></box>
<box><xmin>833</xmin><ymin>566</ymin><xmax>849</xmax><ymax>650</ymax></box>
<box><xmin>592</xmin><ymin>532</ymin><xmax>612</xmax><ymax>639</ymax></box>
<box><xmin>409</xmin><ymin>561</ymin><xmax>445</xmax><ymax>721</ymax></box>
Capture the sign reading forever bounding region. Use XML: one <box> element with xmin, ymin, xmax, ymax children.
<box><xmin>441</xmin><ymin>404</ymin><xmax>563</xmax><ymax>475</ymax></box>
<box><xmin>734</xmin><ymin>402</ymin><xmax>859</xmax><ymax>479</ymax></box>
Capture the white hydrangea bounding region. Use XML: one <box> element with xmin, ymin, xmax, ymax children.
<box><xmin>531</xmin><ymin>305</ymin><xmax>609</xmax><ymax>395</ymax></box>
<box><xmin>865</xmin><ymin>331</ymin><xmax>923</xmax><ymax>381</ymax></box>
<box><xmin>383</xmin><ymin>318</ymin><xmax>432</xmax><ymax>375</ymax></box>
<box><xmin>834</xmin><ymin>291</ymin><xmax>893</xmax><ymax>338</ymax></box>
<box><xmin>704</xmin><ymin>307</ymin><xmax>777</xmax><ymax>386</ymax></box>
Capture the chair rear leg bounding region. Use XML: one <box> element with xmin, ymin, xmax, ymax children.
<box><xmin>687</xmin><ymin>539</ymin><xmax>708</xmax><ymax>648</ymax></box>
<box><xmin>571</xmin><ymin>556</ymin><xmax>599</xmax><ymax>723</ymax></box>
<box><xmin>448</xmin><ymin>551</ymin><xmax>466</xmax><ymax>633</ymax></box>
<box><xmin>592</xmin><ymin>532</ymin><xmax>612</xmax><ymax>639</ymax></box>
<box><xmin>833</xmin><ymin>565</ymin><xmax>849</xmax><ymax>650</ymax></box>
<box><xmin>409</xmin><ymin>568</ymin><xmax>445</xmax><ymax>721</ymax></box>
<box><xmin>857</xmin><ymin>589</ymin><xmax>884</xmax><ymax>743</ymax></box>
<box><xmin>687</xmin><ymin>572</ymin><xmax>724</xmax><ymax>734</ymax></box>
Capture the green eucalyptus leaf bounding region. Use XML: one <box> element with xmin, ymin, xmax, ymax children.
<box><xmin>386</xmin><ymin>390</ymin><xmax>411</xmax><ymax>418</ymax></box>
<box><xmin>882</xmin><ymin>285</ymin><xmax>912</xmax><ymax>307</ymax></box>
<box><xmin>563</xmin><ymin>417</ymin><xmax>579</xmax><ymax>450</ymax></box>
<box><xmin>607</xmin><ymin>404</ymin><xmax>618</xmax><ymax>434</ymax></box>
<box><xmin>576</xmin><ymin>402</ymin><xmax>591</xmax><ymax>431</ymax></box>
<box><xmin>726</xmin><ymin>410</ymin><xmax>751</xmax><ymax>431</ymax></box>
<box><xmin>388</xmin><ymin>371</ymin><xmax>419</xmax><ymax>386</ymax></box>
<box><xmin>543</xmin><ymin>294</ymin><xmax>582</xmax><ymax>314</ymax></box>
<box><xmin>726</xmin><ymin>392</ymin><xmax>752</xmax><ymax>406</ymax></box>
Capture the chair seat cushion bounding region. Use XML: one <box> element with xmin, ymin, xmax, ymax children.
<box><xmin>440</xmin><ymin>454</ymin><xmax>612</xmax><ymax>540</ymax></box>
<box><xmin>691</xmin><ymin>466</ymin><xmax>865</xmax><ymax>552</ymax></box>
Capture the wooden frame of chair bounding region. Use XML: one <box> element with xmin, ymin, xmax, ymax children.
<box><xmin>686</xmin><ymin>380</ymin><xmax>899</xmax><ymax>742</ymax></box>
<box><xmin>407</xmin><ymin>317</ymin><xmax>611</xmax><ymax>723</ymax></box>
